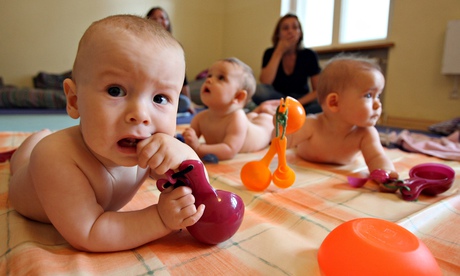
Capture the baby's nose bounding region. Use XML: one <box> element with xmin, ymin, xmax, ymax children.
<box><xmin>126</xmin><ymin>102</ymin><xmax>151</xmax><ymax>125</ymax></box>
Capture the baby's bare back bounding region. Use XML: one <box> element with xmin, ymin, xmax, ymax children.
<box><xmin>289</xmin><ymin>117</ymin><xmax>365</xmax><ymax>165</ymax></box>
<box><xmin>198</xmin><ymin>110</ymin><xmax>273</xmax><ymax>153</ymax></box>
<box><xmin>244</xmin><ymin>112</ymin><xmax>273</xmax><ymax>152</ymax></box>
<box><xmin>8</xmin><ymin>127</ymin><xmax>147</xmax><ymax>223</ymax></box>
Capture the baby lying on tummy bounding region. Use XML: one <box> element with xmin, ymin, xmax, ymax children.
<box><xmin>183</xmin><ymin>57</ymin><xmax>274</xmax><ymax>161</ymax></box>
<box><xmin>285</xmin><ymin>55</ymin><xmax>398</xmax><ymax>180</ymax></box>
<box><xmin>8</xmin><ymin>15</ymin><xmax>205</xmax><ymax>252</ymax></box>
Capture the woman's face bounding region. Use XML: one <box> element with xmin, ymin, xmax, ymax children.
<box><xmin>149</xmin><ymin>9</ymin><xmax>170</xmax><ymax>31</ymax></box>
<box><xmin>278</xmin><ymin>17</ymin><xmax>301</xmax><ymax>44</ymax></box>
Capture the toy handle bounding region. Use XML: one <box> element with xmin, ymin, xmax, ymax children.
<box><xmin>156</xmin><ymin>160</ymin><xmax>217</xmax><ymax>197</ymax></box>
<box><xmin>260</xmin><ymin>140</ymin><xmax>278</xmax><ymax>166</ymax></box>
<box><xmin>240</xmin><ymin>140</ymin><xmax>278</xmax><ymax>191</ymax></box>
<box><xmin>272</xmin><ymin>137</ymin><xmax>295</xmax><ymax>188</ymax></box>
<box><xmin>156</xmin><ymin>170</ymin><xmax>176</xmax><ymax>191</ymax></box>
<box><xmin>398</xmin><ymin>178</ymin><xmax>428</xmax><ymax>201</ymax></box>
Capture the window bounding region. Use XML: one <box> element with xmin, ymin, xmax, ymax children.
<box><xmin>281</xmin><ymin>0</ymin><xmax>391</xmax><ymax>48</ymax></box>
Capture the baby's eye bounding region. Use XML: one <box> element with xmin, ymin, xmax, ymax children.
<box><xmin>364</xmin><ymin>93</ymin><xmax>372</xmax><ymax>99</ymax></box>
<box><xmin>218</xmin><ymin>75</ymin><xmax>225</xmax><ymax>81</ymax></box>
<box><xmin>107</xmin><ymin>86</ymin><xmax>126</xmax><ymax>97</ymax></box>
<box><xmin>153</xmin><ymin>94</ymin><xmax>168</xmax><ymax>105</ymax></box>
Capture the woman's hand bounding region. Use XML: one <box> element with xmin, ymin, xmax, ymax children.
<box><xmin>275</xmin><ymin>36</ymin><xmax>297</xmax><ymax>54</ymax></box>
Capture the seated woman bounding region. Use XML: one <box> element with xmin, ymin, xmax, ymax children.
<box><xmin>253</xmin><ymin>14</ymin><xmax>322</xmax><ymax>115</ymax></box>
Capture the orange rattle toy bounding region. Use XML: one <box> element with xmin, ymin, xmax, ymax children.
<box><xmin>240</xmin><ymin>97</ymin><xmax>305</xmax><ymax>191</ymax></box>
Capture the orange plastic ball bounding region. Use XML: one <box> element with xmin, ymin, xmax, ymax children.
<box><xmin>283</xmin><ymin>97</ymin><xmax>306</xmax><ymax>135</ymax></box>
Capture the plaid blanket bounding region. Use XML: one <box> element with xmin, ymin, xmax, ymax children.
<box><xmin>1</xmin><ymin>128</ymin><xmax>459</xmax><ymax>275</ymax></box>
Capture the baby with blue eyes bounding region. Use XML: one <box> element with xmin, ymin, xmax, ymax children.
<box><xmin>285</xmin><ymin>55</ymin><xmax>398</xmax><ymax>180</ymax></box>
<box><xmin>8</xmin><ymin>15</ymin><xmax>205</xmax><ymax>252</ymax></box>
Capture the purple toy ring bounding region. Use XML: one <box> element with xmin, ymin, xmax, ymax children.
<box><xmin>401</xmin><ymin>163</ymin><xmax>455</xmax><ymax>201</ymax></box>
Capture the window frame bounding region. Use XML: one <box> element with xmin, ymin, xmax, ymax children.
<box><xmin>281</xmin><ymin>0</ymin><xmax>394</xmax><ymax>51</ymax></box>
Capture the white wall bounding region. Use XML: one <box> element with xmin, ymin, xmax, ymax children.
<box><xmin>0</xmin><ymin>0</ymin><xmax>459</xmax><ymax>125</ymax></box>
<box><xmin>0</xmin><ymin>0</ymin><xmax>221</xmax><ymax>86</ymax></box>
<box><xmin>221</xmin><ymin>0</ymin><xmax>281</xmax><ymax>79</ymax></box>
<box><xmin>0</xmin><ymin>0</ymin><xmax>171</xmax><ymax>86</ymax></box>
<box><xmin>384</xmin><ymin>0</ymin><xmax>460</xmax><ymax>123</ymax></box>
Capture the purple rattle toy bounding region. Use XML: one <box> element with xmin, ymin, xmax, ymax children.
<box><xmin>348</xmin><ymin>163</ymin><xmax>455</xmax><ymax>201</ymax></box>
<box><xmin>157</xmin><ymin>160</ymin><xmax>245</xmax><ymax>244</ymax></box>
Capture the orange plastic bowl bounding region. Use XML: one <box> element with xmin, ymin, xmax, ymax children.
<box><xmin>317</xmin><ymin>218</ymin><xmax>442</xmax><ymax>276</ymax></box>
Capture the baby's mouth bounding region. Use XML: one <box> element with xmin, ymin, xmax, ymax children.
<box><xmin>118</xmin><ymin>138</ymin><xmax>141</xmax><ymax>148</ymax></box>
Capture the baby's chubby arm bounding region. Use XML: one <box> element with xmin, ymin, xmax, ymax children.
<box><xmin>27</xmin><ymin>143</ymin><xmax>171</xmax><ymax>251</ymax></box>
<box><xmin>360</xmin><ymin>127</ymin><xmax>399</xmax><ymax>180</ymax></box>
<box><xmin>28</xmin><ymin>132</ymin><xmax>204</xmax><ymax>252</ymax></box>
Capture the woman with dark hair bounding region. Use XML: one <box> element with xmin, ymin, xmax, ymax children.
<box><xmin>253</xmin><ymin>14</ymin><xmax>322</xmax><ymax>115</ymax></box>
<box><xmin>146</xmin><ymin>7</ymin><xmax>172</xmax><ymax>32</ymax></box>
<box><xmin>146</xmin><ymin>7</ymin><xmax>195</xmax><ymax>114</ymax></box>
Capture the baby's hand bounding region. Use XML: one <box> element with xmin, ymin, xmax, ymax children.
<box><xmin>182</xmin><ymin>128</ymin><xmax>200</xmax><ymax>150</ymax></box>
<box><xmin>369</xmin><ymin>169</ymin><xmax>399</xmax><ymax>183</ymax></box>
<box><xmin>137</xmin><ymin>133</ymin><xmax>199</xmax><ymax>175</ymax></box>
<box><xmin>157</xmin><ymin>186</ymin><xmax>205</xmax><ymax>230</ymax></box>
<box><xmin>370</xmin><ymin>169</ymin><xmax>401</xmax><ymax>193</ymax></box>
<box><xmin>388</xmin><ymin>170</ymin><xmax>399</xmax><ymax>180</ymax></box>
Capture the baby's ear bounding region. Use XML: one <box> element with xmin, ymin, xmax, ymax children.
<box><xmin>234</xmin><ymin>89</ymin><xmax>248</xmax><ymax>104</ymax></box>
<box><xmin>63</xmin><ymin>78</ymin><xmax>80</xmax><ymax>119</ymax></box>
<box><xmin>325</xmin><ymin>92</ymin><xmax>339</xmax><ymax>112</ymax></box>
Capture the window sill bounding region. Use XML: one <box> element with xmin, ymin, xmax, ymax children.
<box><xmin>313</xmin><ymin>42</ymin><xmax>395</xmax><ymax>55</ymax></box>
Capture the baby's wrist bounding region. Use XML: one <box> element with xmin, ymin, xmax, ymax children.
<box><xmin>155</xmin><ymin>204</ymin><xmax>173</xmax><ymax>232</ymax></box>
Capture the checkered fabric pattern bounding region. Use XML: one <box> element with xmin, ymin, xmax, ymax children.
<box><xmin>1</xmin><ymin>128</ymin><xmax>459</xmax><ymax>275</ymax></box>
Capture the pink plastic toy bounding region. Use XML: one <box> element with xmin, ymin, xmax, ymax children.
<box><xmin>157</xmin><ymin>160</ymin><xmax>245</xmax><ymax>244</ymax></box>
<box><xmin>348</xmin><ymin>163</ymin><xmax>455</xmax><ymax>201</ymax></box>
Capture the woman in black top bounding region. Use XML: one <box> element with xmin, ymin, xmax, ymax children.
<box><xmin>254</xmin><ymin>14</ymin><xmax>322</xmax><ymax>114</ymax></box>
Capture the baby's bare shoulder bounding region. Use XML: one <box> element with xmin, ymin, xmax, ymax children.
<box><xmin>294</xmin><ymin>115</ymin><xmax>318</xmax><ymax>135</ymax></box>
<box><xmin>305</xmin><ymin>114</ymin><xmax>319</xmax><ymax>126</ymax></box>
<box><xmin>33</xmin><ymin>127</ymin><xmax>82</xmax><ymax>154</ymax></box>
<box><xmin>359</xmin><ymin>126</ymin><xmax>381</xmax><ymax>142</ymax></box>
<box><xmin>31</xmin><ymin>126</ymin><xmax>101</xmax><ymax>172</ymax></box>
